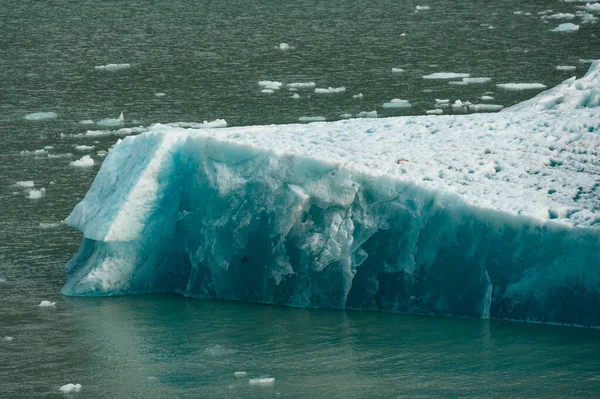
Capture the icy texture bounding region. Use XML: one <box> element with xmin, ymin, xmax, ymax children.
<box><xmin>63</xmin><ymin>62</ymin><xmax>600</xmax><ymax>327</ymax></box>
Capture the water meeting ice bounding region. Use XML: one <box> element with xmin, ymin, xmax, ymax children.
<box><xmin>62</xmin><ymin>61</ymin><xmax>600</xmax><ymax>327</ymax></box>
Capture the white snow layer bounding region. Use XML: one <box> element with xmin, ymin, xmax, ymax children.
<box><xmin>61</xmin><ymin>61</ymin><xmax>600</xmax><ymax>327</ymax></box>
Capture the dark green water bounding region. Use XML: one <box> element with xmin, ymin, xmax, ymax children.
<box><xmin>1</xmin><ymin>0</ymin><xmax>599</xmax><ymax>397</ymax></box>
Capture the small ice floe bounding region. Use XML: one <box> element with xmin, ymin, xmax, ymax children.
<box><xmin>48</xmin><ymin>153</ymin><xmax>73</xmax><ymax>159</ymax></box>
<box><xmin>0</xmin><ymin>278</ymin><xmax>6</xmax><ymax>283</ymax></box>
<box><xmin>79</xmin><ymin>120</ymin><xmax>94</xmax><ymax>125</ymax></box>
<box><xmin>556</xmin><ymin>65</ymin><xmax>577</xmax><ymax>71</ymax></box>
<box><xmin>551</xmin><ymin>23</ymin><xmax>579</xmax><ymax>32</ymax></box>
<box><xmin>15</xmin><ymin>181</ymin><xmax>34</xmax><ymax>188</ymax></box>
<box><xmin>468</xmin><ymin>103</ymin><xmax>504</xmax><ymax>112</ymax></box>
<box><xmin>261</xmin><ymin>89</ymin><xmax>274</xmax><ymax>94</ymax></box>
<box><xmin>497</xmin><ymin>83</ymin><xmax>547</xmax><ymax>90</ymax></box>
<box><xmin>356</xmin><ymin>110</ymin><xmax>378</xmax><ymax>118</ymax></box>
<box><xmin>578</xmin><ymin>12</ymin><xmax>599</xmax><ymax>23</ymax></box>
<box><xmin>339</xmin><ymin>113</ymin><xmax>353</xmax><ymax>119</ymax></box>
<box><xmin>20</xmin><ymin>149</ymin><xmax>47</xmax><ymax>156</ymax></box>
<box><xmin>59</xmin><ymin>383</ymin><xmax>81</xmax><ymax>393</ymax></box>
<box><xmin>382</xmin><ymin>99</ymin><xmax>411</xmax><ymax>108</ymax></box>
<box><xmin>70</xmin><ymin>155</ymin><xmax>95</xmax><ymax>167</ymax></box>
<box><xmin>97</xmin><ymin>112</ymin><xmax>124</xmax><ymax>127</ymax></box>
<box><xmin>449</xmin><ymin>80</ymin><xmax>468</xmax><ymax>86</ymax></box>
<box><xmin>315</xmin><ymin>87</ymin><xmax>345</xmax><ymax>94</ymax></box>
<box><xmin>291</xmin><ymin>93</ymin><xmax>300</xmax><ymax>99</ymax></box>
<box><xmin>542</xmin><ymin>13</ymin><xmax>575</xmax><ymax>19</ymax></box>
<box><xmin>94</xmin><ymin>63</ymin><xmax>130</xmax><ymax>71</ymax></box>
<box><xmin>401</xmin><ymin>32</ymin><xmax>407</xmax><ymax>36</ymax></box>
<box><xmin>435</xmin><ymin>99</ymin><xmax>450</xmax><ymax>104</ymax></box>
<box><xmin>97</xmin><ymin>150</ymin><xmax>108</xmax><ymax>157</ymax></box>
<box><xmin>451</xmin><ymin>100</ymin><xmax>471</xmax><ymax>111</ymax></box>
<box><xmin>423</xmin><ymin>72</ymin><xmax>470</xmax><ymax>79</ymax></box>
<box><xmin>155</xmin><ymin>92</ymin><xmax>166</xmax><ymax>97</ymax></box>
<box><xmin>416</xmin><ymin>5</ymin><xmax>431</xmax><ymax>10</ymax></box>
<box><xmin>234</xmin><ymin>372</ymin><xmax>247</xmax><ymax>377</ymax></box>
<box><xmin>287</xmin><ymin>82</ymin><xmax>316</xmax><ymax>89</ymax></box>
<box><xmin>38</xmin><ymin>300</ymin><xmax>56</xmax><ymax>307</ymax></box>
<box><xmin>39</xmin><ymin>222</ymin><xmax>60</xmax><ymax>229</ymax></box>
<box><xmin>249</xmin><ymin>378</ymin><xmax>275</xmax><ymax>386</ymax></box>
<box><xmin>426</xmin><ymin>109</ymin><xmax>443</xmax><ymax>115</ymax></box>
<box><xmin>278</xmin><ymin>43</ymin><xmax>293</xmax><ymax>51</ymax></box>
<box><xmin>3</xmin><ymin>336</ymin><xmax>13</xmax><ymax>342</ymax></box>
<box><xmin>481</xmin><ymin>95</ymin><xmax>495</xmax><ymax>100</ymax></box>
<box><xmin>462</xmin><ymin>77</ymin><xmax>492</xmax><ymax>84</ymax></box>
<box><xmin>579</xmin><ymin>2</ymin><xmax>600</xmax><ymax>11</ymax></box>
<box><xmin>353</xmin><ymin>93</ymin><xmax>363</xmax><ymax>99</ymax></box>
<box><xmin>392</xmin><ymin>68</ymin><xmax>405</xmax><ymax>73</ymax></box>
<box><xmin>74</xmin><ymin>145</ymin><xmax>95</xmax><ymax>151</ymax></box>
<box><xmin>165</xmin><ymin>120</ymin><xmax>227</xmax><ymax>129</ymax></box>
<box><xmin>28</xmin><ymin>188</ymin><xmax>45</xmax><ymax>199</ymax></box>
<box><xmin>24</xmin><ymin>112</ymin><xmax>57</xmax><ymax>121</ymax></box>
<box><xmin>258</xmin><ymin>81</ymin><xmax>283</xmax><ymax>90</ymax></box>
<box><xmin>44</xmin><ymin>146</ymin><xmax>54</xmax><ymax>150</ymax></box>
<box><xmin>298</xmin><ymin>116</ymin><xmax>326</xmax><ymax>122</ymax></box>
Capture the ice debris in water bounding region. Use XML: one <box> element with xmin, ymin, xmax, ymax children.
<box><xmin>278</xmin><ymin>43</ymin><xmax>293</xmax><ymax>50</ymax></box>
<box><xmin>481</xmin><ymin>95</ymin><xmax>495</xmax><ymax>100</ymax></box>
<box><xmin>287</xmin><ymin>82</ymin><xmax>316</xmax><ymax>89</ymax></box>
<box><xmin>426</xmin><ymin>109</ymin><xmax>443</xmax><ymax>114</ymax></box>
<box><xmin>20</xmin><ymin>149</ymin><xmax>48</xmax><ymax>156</ymax></box>
<box><xmin>291</xmin><ymin>93</ymin><xmax>300</xmax><ymax>99</ymax></box>
<box><xmin>468</xmin><ymin>104</ymin><xmax>504</xmax><ymax>112</ymax></box>
<box><xmin>497</xmin><ymin>83</ymin><xmax>547</xmax><ymax>90</ymax></box>
<box><xmin>299</xmin><ymin>116</ymin><xmax>326</xmax><ymax>122</ymax></box>
<box><xmin>258</xmin><ymin>81</ymin><xmax>283</xmax><ymax>90</ymax></box>
<box><xmin>315</xmin><ymin>87</ymin><xmax>346</xmax><ymax>94</ymax></box>
<box><xmin>59</xmin><ymin>383</ymin><xmax>81</xmax><ymax>393</ymax></box>
<box><xmin>542</xmin><ymin>13</ymin><xmax>576</xmax><ymax>19</ymax></box>
<box><xmin>3</xmin><ymin>336</ymin><xmax>13</xmax><ymax>342</ymax></box>
<box><xmin>423</xmin><ymin>72</ymin><xmax>470</xmax><ymax>79</ymax></box>
<box><xmin>24</xmin><ymin>112</ymin><xmax>57</xmax><ymax>121</ymax></box>
<box><xmin>353</xmin><ymin>93</ymin><xmax>363</xmax><ymax>99</ymax></box>
<box><xmin>579</xmin><ymin>2</ymin><xmax>600</xmax><ymax>11</ymax></box>
<box><xmin>60</xmin><ymin>61</ymin><xmax>600</xmax><ymax>327</ymax></box>
<box><xmin>94</xmin><ymin>63</ymin><xmax>130</xmax><ymax>71</ymax></box>
<box><xmin>75</xmin><ymin>145</ymin><xmax>95</xmax><ymax>151</ymax></box>
<box><xmin>416</xmin><ymin>5</ymin><xmax>431</xmax><ymax>10</ymax></box>
<box><xmin>155</xmin><ymin>92</ymin><xmax>166</xmax><ymax>97</ymax></box>
<box><xmin>392</xmin><ymin>68</ymin><xmax>405</xmax><ymax>73</ymax></box>
<box><xmin>234</xmin><ymin>372</ymin><xmax>247</xmax><ymax>377</ymax></box>
<box><xmin>39</xmin><ymin>300</ymin><xmax>55</xmax><ymax>307</ymax></box>
<box><xmin>382</xmin><ymin>99</ymin><xmax>411</xmax><ymax>108</ymax></box>
<box><xmin>451</xmin><ymin>99</ymin><xmax>470</xmax><ymax>111</ymax></box>
<box><xmin>454</xmin><ymin>77</ymin><xmax>492</xmax><ymax>84</ymax></box>
<box><xmin>356</xmin><ymin>110</ymin><xmax>378</xmax><ymax>118</ymax></box>
<box><xmin>166</xmin><ymin>120</ymin><xmax>227</xmax><ymax>129</ymax></box>
<box><xmin>249</xmin><ymin>378</ymin><xmax>275</xmax><ymax>386</ymax></box>
<box><xmin>28</xmin><ymin>188</ymin><xmax>45</xmax><ymax>199</ymax></box>
<box><xmin>556</xmin><ymin>65</ymin><xmax>577</xmax><ymax>71</ymax></box>
<box><xmin>339</xmin><ymin>113</ymin><xmax>353</xmax><ymax>119</ymax></box>
<box><xmin>97</xmin><ymin>112</ymin><xmax>124</xmax><ymax>127</ymax></box>
<box><xmin>261</xmin><ymin>89</ymin><xmax>274</xmax><ymax>94</ymax></box>
<box><xmin>15</xmin><ymin>181</ymin><xmax>34</xmax><ymax>188</ymax></box>
<box><xmin>79</xmin><ymin>120</ymin><xmax>94</xmax><ymax>125</ymax></box>
<box><xmin>551</xmin><ymin>22</ymin><xmax>580</xmax><ymax>31</ymax></box>
<box><xmin>435</xmin><ymin>99</ymin><xmax>450</xmax><ymax>104</ymax></box>
<box><xmin>70</xmin><ymin>155</ymin><xmax>95</xmax><ymax>167</ymax></box>
<box><xmin>39</xmin><ymin>222</ymin><xmax>60</xmax><ymax>229</ymax></box>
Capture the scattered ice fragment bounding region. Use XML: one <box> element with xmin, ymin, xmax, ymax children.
<box><xmin>353</xmin><ymin>93</ymin><xmax>363</xmax><ymax>99</ymax></box>
<box><xmin>39</xmin><ymin>222</ymin><xmax>60</xmax><ymax>229</ymax></box>
<box><xmin>44</xmin><ymin>146</ymin><xmax>54</xmax><ymax>150</ymax></box>
<box><xmin>468</xmin><ymin>104</ymin><xmax>504</xmax><ymax>112</ymax></box>
<box><xmin>315</xmin><ymin>87</ymin><xmax>346</xmax><ymax>94</ymax></box>
<box><xmin>3</xmin><ymin>336</ymin><xmax>13</xmax><ymax>342</ymax></box>
<box><xmin>261</xmin><ymin>89</ymin><xmax>274</xmax><ymax>94</ymax></box>
<box><xmin>426</xmin><ymin>109</ymin><xmax>443</xmax><ymax>114</ymax></box>
<box><xmin>48</xmin><ymin>153</ymin><xmax>73</xmax><ymax>159</ymax></box>
<box><xmin>416</xmin><ymin>5</ymin><xmax>431</xmax><ymax>10</ymax></box>
<box><xmin>234</xmin><ymin>372</ymin><xmax>247</xmax><ymax>377</ymax></box>
<box><xmin>97</xmin><ymin>112</ymin><xmax>124</xmax><ymax>127</ymax></box>
<box><xmin>79</xmin><ymin>120</ymin><xmax>94</xmax><ymax>125</ymax></box>
<box><xmin>463</xmin><ymin>77</ymin><xmax>492</xmax><ymax>84</ymax></box>
<box><xmin>435</xmin><ymin>99</ymin><xmax>450</xmax><ymax>104</ymax></box>
<box><xmin>291</xmin><ymin>93</ymin><xmax>300</xmax><ymax>99</ymax></box>
<box><xmin>551</xmin><ymin>23</ymin><xmax>579</xmax><ymax>31</ymax></box>
<box><xmin>24</xmin><ymin>112</ymin><xmax>57</xmax><ymax>121</ymax></box>
<box><xmin>0</xmin><ymin>278</ymin><xmax>6</xmax><ymax>283</ymax></box>
<box><xmin>155</xmin><ymin>92</ymin><xmax>166</xmax><ymax>97</ymax></box>
<box><xmin>579</xmin><ymin>2</ymin><xmax>600</xmax><ymax>11</ymax></box>
<box><xmin>299</xmin><ymin>116</ymin><xmax>326</xmax><ymax>122</ymax></box>
<box><xmin>59</xmin><ymin>383</ymin><xmax>81</xmax><ymax>393</ymax></box>
<box><xmin>400</xmin><ymin>32</ymin><xmax>406</xmax><ymax>36</ymax></box>
<box><xmin>75</xmin><ymin>145</ymin><xmax>95</xmax><ymax>151</ymax></box>
<box><xmin>382</xmin><ymin>99</ymin><xmax>411</xmax><ymax>108</ymax></box>
<box><xmin>423</xmin><ymin>72</ymin><xmax>470</xmax><ymax>79</ymax></box>
<box><xmin>165</xmin><ymin>120</ymin><xmax>227</xmax><ymax>129</ymax></box>
<box><xmin>452</xmin><ymin>100</ymin><xmax>471</xmax><ymax>111</ymax></box>
<box><xmin>556</xmin><ymin>65</ymin><xmax>577</xmax><ymax>71</ymax></box>
<box><xmin>249</xmin><ymin>378</ymin><xmax>275</xmax><ymax>386</ymax></box>
<box><xmin>497</xmin><ymin>83</ymin><xmax>547</xmax><ymax>90</ymax></box>
<box><xmin>481</xmin><ymin>95</ymin><xmax>495</xmax><ymax>100</ymax></box>
<box><xmin>15</xmin><ymin>181</ymin><xmax>34</xmax><ymax>188</ymax></box>
<box><xmin>542</xmin><ymin>13</ymin><xmax>575</xmax><ymax>19</ymax></box>
<box><xmin>97</xmin><ymin>150</ymin><xmax>108</xmax><ymax>157</ymax></box>
<box><xmin>39</xmin><ymin>300</ymin><xmax>55</xmax><ymax>307</ymax></box>
<box><xmin>70</xmin><ymin>155</ymin><xmax>95</xmax><ymax>167</ymax></box>
<box><xmin>94</xmin><ymin>63</ymin><xmax>130</xmax><ymax>71</ymax></box>
<box><xmin>28</xmin><ymin>188</ymin><xmax>45</xmax><ymax>199</ymax></box>
<box><xmin>339</xmin><ymin>113</ymin><xmax>353</xmax><ymax>119</ymax></box>
<box><xmin>287</xmin><ymin>82</ymin><xmax>316</xmax><ymax>89</ymax></box>
<box><xmin>356</xmin><ymin>110</ymin><xmax>378</xmax><ymax>118</ymax></box>
<box><xmin>278</xmin><ymin>43</ymin><xmax>293</xmax><ymax>50</ymax></box>
<box><xmin>258</xmin><ymin>81</ymin><xmax>283</xmax><ymax>90</ymax></box>
<box><xmin>392</xmin><ymin>68</ymin><xmax>405</xmax><ymax>73</ymax></box>
<box><xmin>449</xmin><ymin>80</ymin><xmax>468</xmax><ymax>86</ymax></box>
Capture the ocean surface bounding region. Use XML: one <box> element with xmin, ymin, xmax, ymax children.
<box><xmin>1</xmin><ymin>0</ymin><xmax>599</xmax><ymax>397</ymax></box>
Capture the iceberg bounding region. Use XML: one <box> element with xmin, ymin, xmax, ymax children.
<box><xmin>62</xmin><ymin>62</ymin><xmax>600</xmax><ymax>327</ymax></box>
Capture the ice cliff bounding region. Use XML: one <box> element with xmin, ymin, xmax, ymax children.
<box><xmin>62</xmin><ymin>62</ymin><xmax>600</xmax><ymax>327</ymax></box>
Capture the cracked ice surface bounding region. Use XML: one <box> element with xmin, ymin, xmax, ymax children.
<box><xmin>62</xmin><ymin>62</ymin><xmax>600</xmax><ymax>326</ymax></box>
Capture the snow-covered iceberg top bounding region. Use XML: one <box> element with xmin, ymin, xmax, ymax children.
<box><xmin>63</xmin><ymin>62</ymin><xmax>600</xmax><ymax>327</ymax></box>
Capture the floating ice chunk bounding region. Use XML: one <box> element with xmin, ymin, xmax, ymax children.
<box><xmin>449</xmin><ymin>80</ymin><xmax>468</xmax><ymax>86</ymax></box>
<box><xmin>392</xmin><ymin>68</ymin><xmax>405</xmax><ymax>73</ymax></box>
<box><xmin>48</xmin><ymin>153</ymin><xmax>73</xmax><ymax>159</ymax></box>
<box><xmin>0</xmin><ymin>278</ymin><xmax>6</xmax><ymax>283</ymax></box>
<box><xmin>382</xmin><ymin>99</ymin><xmax>411</xmax><ymax>108</ymax></box>
<box><xmin>463</xmin><ymin>77</ymin><xmax>492</xmax><ymax>84</ymax></box>
<box><xmin>291</xmin><ymin>93</ymin><xmax>300</xmax><ymax>99</ymax></box>
<box><xmin>234</xmin><ymin>372</ymin><xmax>247</xmax><ymax>377</ymax></box>
<box><xmin>481</xmin><ymin>95</ymin><xmax>495</xmax><ymax>100</ymax></box>
<box><xmin>451</xmin><ymin>100</ymin><xmax>471</xmax><ymax>111</ymax></box>
<box><xmin>497</xmin><ymin>83</ymin><xmax>547</xmax><ymax>90</ymax></box>
<box><xmin>579</xmin><ymin>2</ymin><xmax>600</xmax><ymax>11</ymax></box>
<box><xmin>356</xmin><ymin>110</ymin><xmax>378</xmax><ymax>118</ymax></box>
<box><xmin>165</xmin><ymin>120</ymin><xmax>227</xmax><ymax>129</ymax></box>
<box><xmin>39</xmin><ymin>300</ymin><xmax>55</xmax><ymax>307</ymax></box>
<box><xmin>3</xmin><ymin>336</ymin><xmax>13</xmax><ymax>342</ymax></box>
<box><xmin>155</xmin><ymin>92</ymin><xmax>166</xmax><ymax>97</ymax></box>
<box><xmin>70</xmin><ymin>155</ymin><xmax>95</xmax><ymax>167</ymax></box>
<box><xmin>423</xmin><ymin>72</ymin><xmax>470</xmax><ymax>79</ymax></box>
<box><xmin>543</xmin><ymin>13</ymin><xmax>575</xmax><ymax>19</ymax></box>
<box><xmin>577</xmin><ymin>11</ymin><xmax>599</xmax><ymax>23</ymax></box>
<box><xmin>97</xmin><ymin>112</ymin><xmax>124</xmax><ymax>127</ymax></box>
<box><xmin>416</xmin><ymin>5</ymin><xmax>431</xmax><ymax>10</ymax></box>
<box><xmin>97</xmin><ymin>150</ymin><xmax>108</xmax><ymax>157</ymax></box>
<box><xmin>551</xmin><ymin>23</ymin><xmax>579</xmax><ymax>31</ymax></box>
<box><xmin>299</xmin><ymin>116</ymin><xmax>326</xmax><ymax>122</ymax></box>
<box><xmin>15</xmin><ymin>181</ymin><xmax>34</xmax><ymax>188</ymax></box>
<box><xmin>249</xmin><ymin>378</ymin><xmax>275</xmax><ymax>386</ymax></box>
<box><xmin>28</xmin><ymin>188</ymin><xmax>45</xmax><ymax>199</ymax></box>
<box><xmin>261</xmin><ymin>89</ymin><xmax>274</xmax><ymax>94</ymax></box>
<box><xmin>258</xmin><ymin>81</ymin><xmax>283</xmax><ymax>90</ymax></box>
<box><xmin>20</xmin><ymin>149</ymin><xmax>48</xmax><ymax>156</ymax></box>
<box><xmin>556</xmin><ymin>65</ymin><xmax>577</xmax><ymax>71</ymax></box>
<box><xmin>426</xmin><ymin>109</ymin><xmax>443</xmax><ymax>114</ymax></box>
<box><xmin>204</xmin><ymin>344</ymin><xmax>235</xmax><ymax>356</ymax></box>
<box><xmin>75</xmin><ymin>145</ymin><xmax>95</xmax><ymax>151</ymax></box>
<box><xmin>278</xmin><ymin>43</ymin><xmax>293</xmax><ymax>50</ymax></box>
<box><xmin>435</xmin><ymin>99</ymin><xmax>450</xmax><ymax>104</ymax></box>
<box><xmin>59</xmin><ymin>383</ymin><xmax>81</xmax><ymax>393</ymax></box>
<box><xmin>339</xmin><ymin>113</ymin><xmax>353</xmax><ymax>119</ymax></box>
<box><xmin>315</xmin><ymin>87</ymin><xmax>346</xmax><ymax>94</ymax></box>
<box><xmin>24</xmin><ymin>112</ymin><xmax>57</xmax><ymax>121</ymax></box>
<box><xmin>95</xmin><ymin>63</ymin><xmax>130</xmax><ymax>71</ymax></box>
<box><xmin>468</xmin><ymin>104</ymin><xmax>504</xmax><ymax>112</ymax></box>
<box><xmin>287</xmin><ymin>82</ymin><xmax>316</xmax><ymax>89</ymax></box>
<box><xmin>39</xmin><ymin>222</ymin><xmax>60</xmax><ymax>229</ymax></box>
<box><xmin>83</xmin><ymin>126</ymin><xmax>147</xmax><ymax>137</ymax></box>
<box><xmin>79</xmin><ymin>120</ymin><xmax>94</xmax><ymax>125</ymax></box>
<box><xmin>353</xmin><ymin>93</ymin><xmax>363</xmax><ymax>99</ymax></box>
